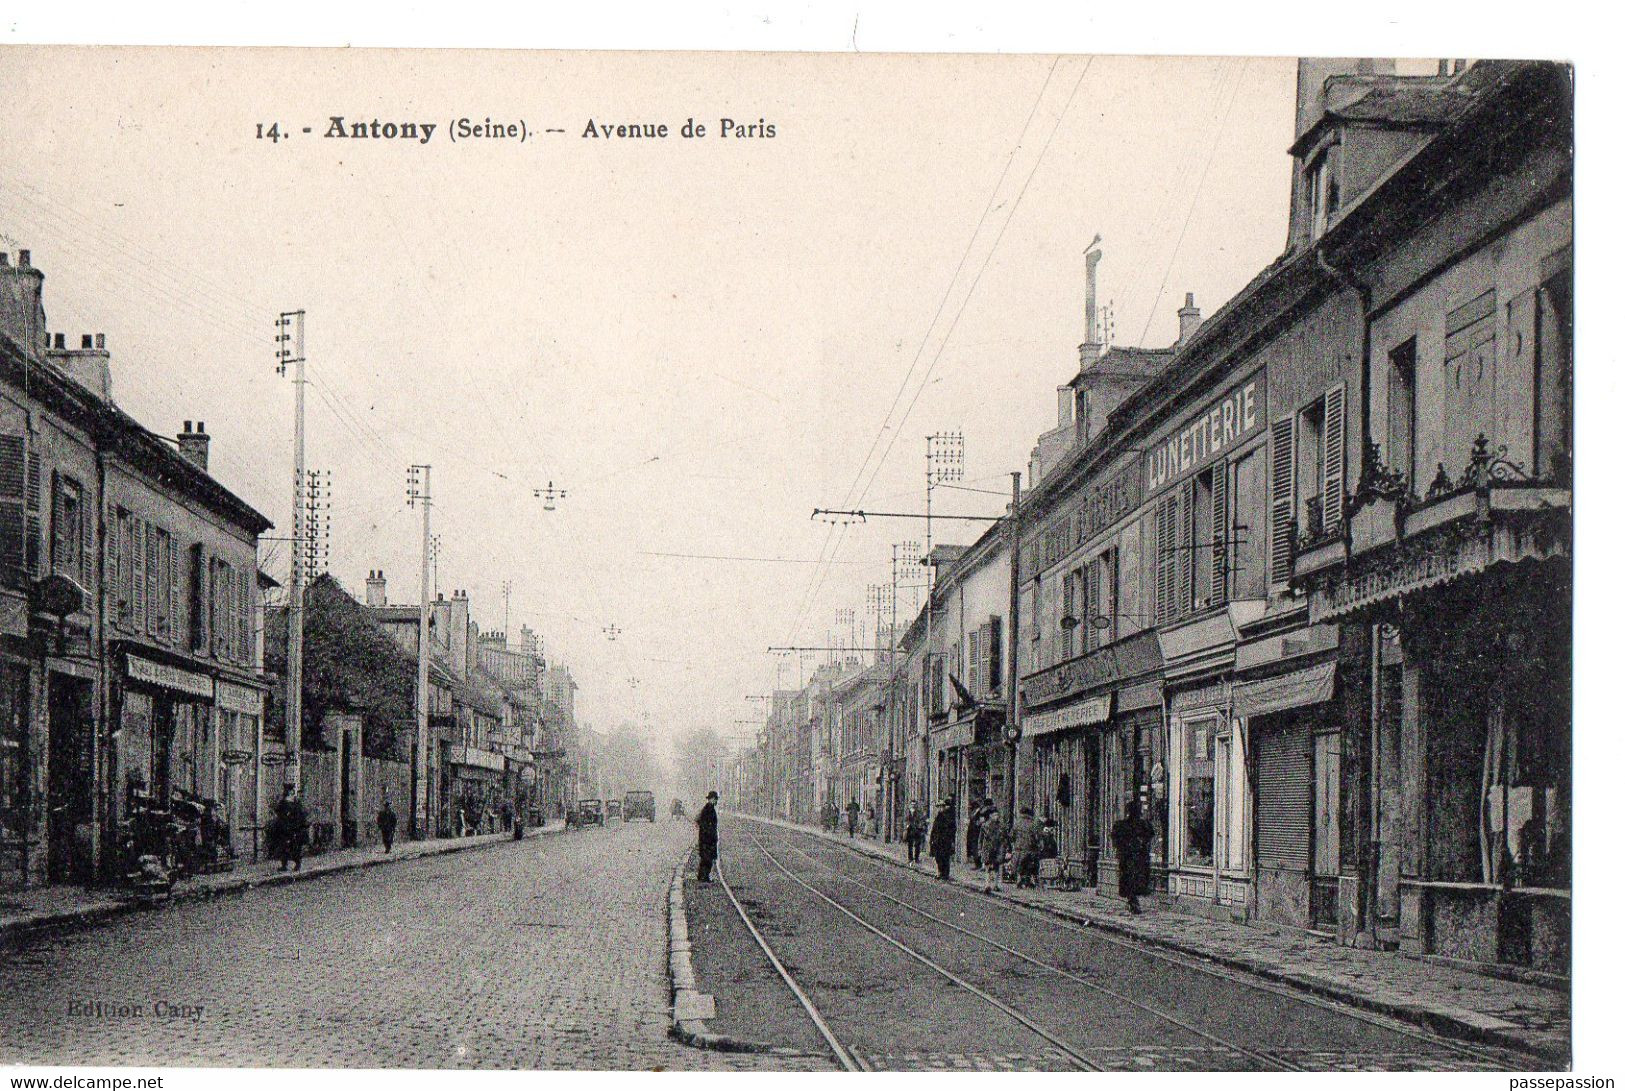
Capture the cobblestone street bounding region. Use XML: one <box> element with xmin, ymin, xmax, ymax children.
<box><xmin>0</xmin><ymin>819</ymin><xmax>797</xmax><ymax>1070</ymax></box>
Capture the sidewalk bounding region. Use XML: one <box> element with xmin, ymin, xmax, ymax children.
<box><xmin>750</xmin><ymin>815</ymin><xmax>1570</xmax><ymax>1064</ymax></box>
<box><xmin>0</xmin><ymin>820</ymin><xmax>567</xmax><ymax>945</ymax></box>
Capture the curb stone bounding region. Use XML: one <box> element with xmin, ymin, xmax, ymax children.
<box><xmin>664</xmin><ymin>849</ymin><xmax>813</xmax><ymax>1058</ymax></box>
<box><xmin>741</xmin><ymin>813</ymin><xmax>1566</xmax><ymax>1066</ymax></box>
<box><xmin>2</xmin><ymin>825</ymin><xmax>565</xmax><ymax>946</ymax></box>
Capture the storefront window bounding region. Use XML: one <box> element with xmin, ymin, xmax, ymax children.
<box><xmin>0</xmin><ymin>666</ymin><xmax>28</xmax><ymax>839</ymax></box>
<box><xmin>1182</xmin><ymin>716</ymin><xmax>1216</xmax><ymax>866</ymax></box>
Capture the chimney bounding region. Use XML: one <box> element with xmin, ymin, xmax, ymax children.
<box><xmin>1082</xmin><ymin>244</ymin><xmax>1104</xmax><ymax>354</ymax></box>
<box><xmin>520</xmin><ymin>625</ymin><xmax>538</xmax><ymax>658</ymax></box>
<box><xmin>45</xmin><ymin>330</ymin><xmax>114</xmax><ymax>401</ymax></box>
<box><xmin>365</xmin><ymin>569</ymin><xmax>387</xmax><ymax>607</ymax></box>
<box><xmin>1056</xmin><ymin>385</ymin><xmax>1074</xmax><ymax>429</ymax></box>
<box><xmin>177</xmin><ymin>420</ymin><xmax>211</xmax><ymax>472</ymax></box>
<box><xmin>1177</xmin><ymin>293</ymin><xmax>1202</xmax><ymax>348</ymax></box>
<box><xmin>0</xmin><ymin>250</ymin><xmax>49</xmax><ymax>359</ymax></box>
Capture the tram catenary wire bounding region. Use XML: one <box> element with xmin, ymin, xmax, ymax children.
<box><xmin>737</xmin><ymin>831</ymin><xmax>1106</xmax><ymax>1071</ymax></box>
<box><xmin>748</xmin><ymin>816</ymin><xmax>1533</xmax><ymax>1072</ymax></box>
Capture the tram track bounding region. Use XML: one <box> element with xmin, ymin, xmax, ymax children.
<box><xmin>719</xmin><ymin>816</ymin><xmax>1527</xmax><ymax>1071</ymax></box>
<box><xmin>753</xmin><ymin>819</ymin><xmax>1532</xmax><ymax>1071</ymax></box>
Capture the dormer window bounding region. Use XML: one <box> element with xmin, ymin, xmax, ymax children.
<box><xmin>1305</xmin><ymin>144</ymin><xmax>1342</xmax><ymax>242</ymax></box>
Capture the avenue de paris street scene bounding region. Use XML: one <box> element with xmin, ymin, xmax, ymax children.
<box><xmin>0</xmin><ymin>48</ymin><xmax>1572</xmax><ymax>1074</ymax></box>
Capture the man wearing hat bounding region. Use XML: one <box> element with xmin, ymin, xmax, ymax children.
<box><xmin>696</xmin><ymin>790</ymin><xmax>720</xmax><ymax>882</ymax></box>
<box><xmin>927</xmin><ymin>797</ymin><xmax>956</xmax><ymax>880</ymax></box>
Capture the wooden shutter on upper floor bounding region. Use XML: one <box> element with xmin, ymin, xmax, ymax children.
<box><xmin>189</xmin><ymin>543</ymin><xmax>208</xmax><ymax>653</ymax></box>
<box><xmin>167</xmin><ymin>534</ymin><xmax>180</xmax><ymax>645</ymax></box>
<box><xmin>131</xmin><ymin>519</ymin><xmax>147</xmax><ymax>631</ymax></box>
<box><xmin>981</xmin><ymin>617</ymin><xmax>994</xmax><ymax>695</ymax></box>
<box><xmin>1210</xmin><ymin>457</ymin><xmax>1229</xmax><ymax>607</ymax></box>
<box><xmin>0</xmin><ymin>436</ymin><xmax>25</xmax><ymax>589</ymax></box>
<box><xmin>966</xmin><ymin>628</ymin><xmax>981</xmax><ymax>696</ymax></box>
<box><xmin>1321</xmin><ymin>382</ymin><xmax>1346</xmax><ymax>534</ymax></box>
<box><xmin>144</xmin><ymin>524</ymin><xmax>159</xmax><ymax>636</ymax></box>
<box><xmin>1085</xmin><ymin>557</ymin><xmax>1102</xmax><ymax>652</ymax></box>
<box><xmin>25</xmin><ymin>453</ymin><xmax>42</xmax><ymax>580</ymax></box>
<box><xmin>1155</xmin><ymin>493</ymin><xmax>1177</xmax><ymax>625</ymax></box>
<box><xmin>80</xmin><ymin>487</ymin><xmax>93</xmax><ymax>589</ymax></box>
<box><xmin>1269</xmin><ymin>416</ymin><xmax>1297</xmax><ymax>589</ymax></box>
<box><xmin>105</xmin><ymin>505</ymin><xmax>120</xmax><ymax>617</ymax></box>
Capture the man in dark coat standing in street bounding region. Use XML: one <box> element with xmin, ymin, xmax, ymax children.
<box><xmin>904</xmin><ymin>800</ymin><xmax>927</xmax><ymax>864</ymax></box>
<box><xmin>274</xmin><ymin>784</ymin><xmax>308</xmax><ymax>872</ymax></box>
<box><xmin>696</xmin><ymin>790</ymin><xmax>719</xmax><ymax>882</ymax></box>
<box><xmin>928</xmin><ymin>799</ymin><xmax>955</xmax><ymax>880</ymax></box>
<box><xmin>377</xmin><ymin>797</ymin><xmax>397</xmax><ymax>854</ymax></box>
<box><xmin>1110</xmin><ymin>798</ymin><xmax>1156</xmax><ymax>913</ymax></box>
<box><xmin>845</xmin><ymin>798</ymin><xmax>859</xmax><ymax>838</ymax></box>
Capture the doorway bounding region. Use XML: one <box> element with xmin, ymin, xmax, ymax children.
<box><xmin>47</xmin><ymin>674</ymin><xmax>95</xmax><ymax>884</ymax></box>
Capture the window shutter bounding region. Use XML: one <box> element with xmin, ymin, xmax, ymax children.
<box><xmin>105</xmin><ymin>506</ymin><xmax>120</xmax><ymax>616</ymax></box>
<box><xmin>1155</xmin><ymin>494</ymin><xmax>1177</xmax><ymax>624</ymax></box>
<box><xmin>0</xmin><ymin>436</ymin><xmax>25</xmax><ymax>588</ymax></box>
<box><xmin>981</xmin><ymin>617</ymin><xmax>994</xmax><ymax>695</ymax></box>
<box><xmin>189</xmin><ymin>544</ymin><xmax>207</xmax><ymax>652</ymax></box>
<box><xmin>1176</xmin><ymin>479</ymin><xmax>1195</xmax><ymax>617</ymax></box>
<box><xmin>131</xmin><ymin>520</ymin><xmax>147</xmax><ymax>630</ymax></box>
<box><xmin>25</xmin><ymin>453</ymin><xmax>42</xmax><ymax>579</ymax></box>
<box><xmin>145</xmin><ymin>523</ymin><xmax>159</xmax><ymax>636</ymax></box>
<box><xmin>49</xmin><ymin>469</ymin><xmax>63</xmax><ymax>573</ymax></box>
<box><xmin>239</xmin><ymin>566</ymin><xmax>253</xmax><ymax>663</ymax></box>
<box><xmin>1321</xmin><ymin>382</ymin><xmax>1346</xmax><ymax>534</ymax></box>
<box><xmin>967</xmin><ymin>628</ymin><xmax>981</xmax><ymax>695</ymax></box>
<box><xmin>81</xmin><ymin>489</ymin><xmax>93</xmax><ymax>588</ymax></box>
<box><xmin>1269</xmin><ymin>416</ymin><xmax>1297</xmax><ymax>588</ymax></box>
<box><xmin>1086</xmin><ymin>558</ymin><xmax>1101</xmax><ymax>651</ymax></box>
<box><xmin>168</xmin><ymin>535</ymin><xmax>180</xmax><ymax>645</ymax></box>
<box><xmin>1210</xmin><ymin>458</ymin><xmax>1229</xmax><ymax>607</ymax></box>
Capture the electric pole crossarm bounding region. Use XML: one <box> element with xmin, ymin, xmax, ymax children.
<box><xmin>812</xmin><ymin>508</ymin><xmax>1003</xmax><ymax>522</ymax></box>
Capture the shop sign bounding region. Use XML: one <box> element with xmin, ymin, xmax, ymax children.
<box><xmin>1024</xmin><ymin>694</ymin><xmax>1112</xmax><ymax>740</ymax></box>
<box><xmin>1312</xmin><ymin>526</ymin><xmax>1491</xmax><ymax>622</ymax></box>
<box><xmin>216</xmin><ymin>680</ymin><xmax>265</xmax><ymax>716</ymax></box>
<box><xmin>262</xmin><ymin>751</ymin><xmax>297</xmax><ymax>767</ymax></box>
<box><xmin>1022</xmin><ymin>645</ymin><xmax>1120</xmax><ymax>709</ymax></box>
<box><xmin>127</xmin><ymin>654</ymin><xmax>214</xmax><ymax>698</ymax></box>
<box><xmin>933</xmin><ymin>718</ymin><xmax>974</xmax><ymax>751</ymax></box>
<box><xmin>449</xmin><ymin>745</ymin><xmax>505</xmax><ymax>772</ymax></box>
<box><xmin>1147</xmin><ymin>370</ymin><xmax>1263</xmax><ymax>496</ymax></box>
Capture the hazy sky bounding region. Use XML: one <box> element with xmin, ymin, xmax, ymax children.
<box><xmin>0</xmin><ymin>48</ymin><xmax>1296</xmax><ymax>743</ymax></box>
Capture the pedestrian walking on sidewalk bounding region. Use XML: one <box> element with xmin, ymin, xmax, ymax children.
<box><xmin>377</xmin><ymin>798</ymin><xmax>397</xmax><ymax>853</ymax></box>
<box><xmin>928</xmin><ymin>799</ymin><xmax>955</xmax><ymax>880</ymax></box>
<box><xmin>272</xmin><ymin>784</ymin><xmax>308</xmax><ymax>872</ymax></box>
<box><xmin>696</xmin><ymin>791</ymin><xmax>719</xmax><ymax>883</ymax></box>
<box><xmin>904</xmin><ymin>801</ymin><xmax>927</xmax><ymax>863</ymax></box>
<box><xmin>966</xmin><ymin>798</ymin><xmax>986</xmax><ymax>868</ymax></box>
<box><xmin>980</xmin><ymin>805</ymin><xmax>1007</xmax><ymax>891</ymax></box>
<box><xmin>846</xmin><ymin>799</ymin><xmax>859</xmax><ymax>839</ymax></box>
<box><xmin>1011</xmin><ymin>807</ymin><xmax>1041</xmax><ymax>888</ymax></box>
<box><xmin>1110</xmin><ymin>799</ymin><xmax>1156</xmax><ymax>914</ymax></box>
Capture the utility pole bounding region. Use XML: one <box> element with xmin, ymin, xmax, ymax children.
<box><xmin>924</xmin><ymin>431</ymin><xmax>963</xmax><ymax>808</ymax></box>
<box><xmin>407</xmin><ymin>464</ymin><xmax>433</xmax><ymax>838</ymax></box>
<box><xmin>275</xmin><ymin>310</ymin><xmax>306</xmax><ymax>786</ymax></box>
<box><xmin>502</xmin><ymin>579</ymin><xmax>513</xmax><ymax>644</ymax></box>
<box><xmin>1005</xmin><ymin>470</ymin><xmax>1023</xmax><ymax>823</ymax></box>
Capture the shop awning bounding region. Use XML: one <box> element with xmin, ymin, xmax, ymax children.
<box><xmin>1234</xmin><ymin>661</ymin><xmax>1336</xmax><ymax>719</ymax></box>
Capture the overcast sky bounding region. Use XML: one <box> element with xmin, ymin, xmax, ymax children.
<box><xmin>0</xmin><ymin>48</ymin><xmax>1297</xmax><ymax>745</ymax></box>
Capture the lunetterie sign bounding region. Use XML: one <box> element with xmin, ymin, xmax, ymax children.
<box><xmin>1147</xmin><ymin>370</ymin><xmax>1263</xmax><ymax>495</ymax></box>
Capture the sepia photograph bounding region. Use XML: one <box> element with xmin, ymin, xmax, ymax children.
<box><xmin>0</xmin><ymin>12</ymin><xmax>1586</xmax><ymax>1079</ymax></box>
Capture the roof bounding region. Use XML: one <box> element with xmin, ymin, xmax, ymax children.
<box><xmin>0</xmin><ymin>332</ymin><xmax>273</xmax><ymax>535</ymax></box>
<box><xmin>1068</xmin><ymin>345</ymin><xmax>1177</xmax><ymax>388</ymax></box>
<box><xmin>1289</xmin><ymin>68</ymin><xmax>1497</xmax><ymax>157</ymax></box>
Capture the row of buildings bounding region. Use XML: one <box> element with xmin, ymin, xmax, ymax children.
<box><xmin>737</xmin><ymin>58</ymin><xmax>1572</xmax><ymax>976</ymax></box>
<box><xmin>0</xmin><ymin>249</ymin><xmax>586</xmax><ymax>890</ymax></box>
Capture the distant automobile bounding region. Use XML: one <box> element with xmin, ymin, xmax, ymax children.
<box><xmin>624</xmin><ymin>790</ymin><xmax>656</xmax><ymax>823</ymax></box>
<box><xmin>605</xmin><ymin>799</ymin><xmax>623</xmax><ymax>821</ymax></box>
<box><xmin>575</xmin><ymin>799</ymin><xmax>604</xmax><ymax>827</ymax></box>
<box><xmin>670</xmin><ymin>798</ymin><xmax>686</xmax><ymax>819</ymax></box>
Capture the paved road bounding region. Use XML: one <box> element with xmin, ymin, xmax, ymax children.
<box><xmin>698</xmin><ymin>820</ymin><xmax>1532</xmax><ymax>1072</ymax></box>
<box><xmin>0</xmin><ymin>819</ymin><xmax>786</xmax><ymax>1070</ymax></box>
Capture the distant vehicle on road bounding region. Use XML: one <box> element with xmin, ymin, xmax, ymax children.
<box><xmin>575</xmin><ymin>799</ymin><xmax>604</xmax><ymax>827</ymax></box>
<box><xmin>605</xmin><ymin>799</ymin><xmax>623</xmax><ymax>821</ymax></box>
<box><xmin>671</xmin><ymin>798</ymin><xmax>686</xmax><ymax>819</ymax></box>
<box><xmin>624</xmin><ymin>790</ymin><xmax>656</xmax><ymax>822</ymax></box>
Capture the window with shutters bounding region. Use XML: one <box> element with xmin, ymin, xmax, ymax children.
<box><xmin>1443</xmin><ymin>290</ymin><xmax>1498</xmax><ymax>470</ymax></box>
<box><xmin>143</xmin><ymin>522</ymin><xmax>159</xmax><ymax>637</ymax></box>
<box><xmin>189</xmin><ymin>543</ymin><xmax>208</xmax><ymax>652</ymax></box>
<box><xmin>1093</xmin><ymin>549</ymin><xmax>1115</xmax><ymax>647</ymax></box>
<box><xmin>1296</xmin><ymin>399</ymin><xmax>1326</xmax><ymax>540</ymax></box>
<box><xmin>1231</xmin><ymin>450</ymin><xmax>1268</xmax><ymax>600</ymax></box>
<box><xmin>51</xmin><ymin>473</ymin><xmax>86</xmax><ymax>588</ymax></box>
<box><xmin>1175</xmin><ymin>479</ymin><xmax>1195</xmax><ymax>618</ymax></box>
<box><xmin>1209</xmin><ymin>459</ymin><xmax>1229</xmax><ymax>608</ymax></box>
<box><xmin>1061</xmin><ymin>569</ymin><xmax>1078</xmax><ymax>659</ymax></box>
<box><xmin>966</xmin><ymin>628</ymin><xmax>981</xmax><ymax>695</ymax></box>
<box><xmin>1154</xmin><ymin>493</ymin><xmax>1179</xmax><ymax>625</ymax></box>
<box><xmin>1193</xmin><ymin>470</ymin><xmax>1215</xmax><ymax>610</ymax></box>
<box><xmin>153</xmin><ymin>528</ymin><xmax>173</xmax><ymax>640</ymax></box>
<box><xmin>131</xmin><ymin>519</ymin><xmax>148</xmax><ymax>631</ymax></box>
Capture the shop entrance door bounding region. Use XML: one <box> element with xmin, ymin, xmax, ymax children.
<box><xmin>1311</xmin><ymin>730</ymin><xmax>1342</xmax><ymax>928</ymax></box>
<box><xmin>46</xmin><ymin>675</ymin><xmax>94</xmax><ymax>884</ymax></box>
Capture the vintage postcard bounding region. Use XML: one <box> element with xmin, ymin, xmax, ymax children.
<box><xmin>0</xmin><ymin>40</ymin><xmax>1575</xmax><ymax>1077</ymax></box>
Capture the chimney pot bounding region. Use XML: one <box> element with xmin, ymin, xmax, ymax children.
<box><xmin>81</xmin><ymin>334</ymin><xmax>93</xmax><ymax>349</ymax></box>
<box><xmin>18</xmin><ymin>251</ymin><xmax>30</xmax><ymax>268</ymax></box>
<box><xmin>95</xmin><ymin>333</ymin><xmax>105</xmax><ymax>350</ymax></box>
<box><xmin>176</xmin><ymin>420</ymin><xmax>211</xmax><ymax>473</ymax></box>
<box><xmin>1177</xmin><ymin>293</ymin><xmax>1202</xmax><ymax>348</ymax></box>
